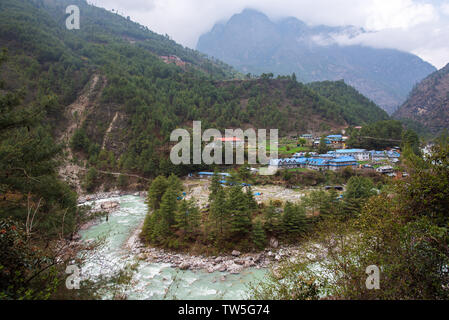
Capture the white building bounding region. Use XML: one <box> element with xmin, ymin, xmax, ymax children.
<box><xmin>332</xmin><ymin>149</ymin><xmax>371</xmax><ymax>161</ymax></box>
<box><xmin>376</xmin><ymin>166</ymin><xmax>394</xmax><ymax>174</ymax></box>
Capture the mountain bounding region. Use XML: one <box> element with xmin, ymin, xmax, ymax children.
<box><xmin>307</xmin><ymin>80</ymin><xmax>389</xmax><ymax>125</ymax></box>
<box><xmin>393</xmin><ymin>63</ymin><xmax>449</xmax><ymax>136</ymax></box>
<box><xmin>197</xmin><ymin>9</ymin><xmax>436</xmax><ymax>114</ymax></box>
<box><xmin>0</xmin><ymin>0</ymin><xmax>389</xmax><ymax>190</ymax></box>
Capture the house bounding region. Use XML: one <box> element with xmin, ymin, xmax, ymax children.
<box><xmin>370</xmin><ymin>150</ymin><xmax>388</xmax><ymax>161</ymax></box>
<box><xmin>314</xmin><ymin>138</ymin><xmax>332</xmax><ymax>146</ymax></box>
<box><xmin>307</xmin><ymin>158</ymin><xmax>328</xmax><ymax>171</ymax></box>
<box><xmin>376</xmin><ymin>166</ymin><xmax>394</xmax><ymax>174</ymax></box>
<box><xmin>271</xmin><ymin>157</ymin><xmax>311</xmax><ymax>169</ymax></box>
<box><xmin>270</xmin><ymin>155</ymin><xmax>355</xmax><ymax>171</ymax></box>
<box><xmin>335</xmin><ymin>149</ymin><xmax>370</xmax><ymax>161</ymax></box>
<box><xmin>386</xmin><ymin>150</ymin><xmax>401</xmax><ymax>159</ymax></box>
<box><xmin>325</xmin><ymin>135</ymin><xmax>345</xmax><ymax>149</ymax></box>
<box><xmin>301</xmin><ymin>134</ymin><xmax>314</xmax><ymax>140</ymax></box>
<box><xmin>328</xmin><ymin>156</ymin><xmax>357</xmax><ymax>171</ymax></box>
<box><xmin>293</xmin><ymin>152</ymin><xmax>307</xmax><ymax>158</ymax></box>
<box><xmin>327</xmin><ymin>135</ymin><xmax>343</xmax><ymax>144</ymax></box>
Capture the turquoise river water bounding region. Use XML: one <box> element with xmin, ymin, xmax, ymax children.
<box><xmin>79</xmin><ymin>195</ymin><xmax>267</xmax><ymax>300</ymax></box>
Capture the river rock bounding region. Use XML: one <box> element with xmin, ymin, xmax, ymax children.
<box><xmin>101</xmin><ymin>201</ymin><xmax>120</xmax><ymax>211</ymax></box>
<box><xmin>269</xmin><ymin>237</ymin><xmax>279</xmax><ymax>248</ymax></box>
<box><xmin>227</xmin><ymin>263</ymin><xmax>243</xmax><ymax>274</ymax></box>
<box><xmin>137</xmin><ymin>253</ymin><xmax>147</xmax><ymax>260</ymax></box>
<box><xmin>179</xmin><ymin>262</ymin><xmax>190</xmax><ymax>270</ymax></box>
<box><xmin>114</xmin><ymin>293</ymin><xmax>128</xmax><ymax>300</ymax></box>
<box><xmin>207</xmin><ymin>266</ymin><xmax>215</xmax><ymax>273</ymax></box>
<box><xmin>231</xmin><ymin>250</ymin><xmax>241</xmax><ymax>257</ymax></box>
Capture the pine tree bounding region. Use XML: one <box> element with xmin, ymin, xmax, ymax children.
<box><xmin>252</xmin><ymin>220</ymin><xmax>267</xmax><ymax>250</ymax></box>
<box><xmin>159</xmin><ymin>186</ymin><xmax>178</xmax><ymax>227</ymax></box>
<box><xmin>264</xmin><ymin>201</ymin><xmax>279</xmax><ymax>234</ymax></box>
<box><xmin>209</xmin><ymin>172</ymin><xmax>222</xmax><ymax>202</ymax></box>
<box><xmin>175</xmin><ymin>199</ymin><xmax>190</xmax><ymax>235</ymax></box>
<box><xmin>210</xmin><ymin>188</ymin><xmax>229</xmax><ymax>237</ymax></box>
<box><xmin>245</xmin><ymin>186</ymin><xmax>258</xmax><ymax>210</ymax></box>
<box><xmin>175</xmin><ymin>199</ymin><xmax>200</xmax><ymax>235</ymax></box>
<box><xmin>318</xmin><ymin>136</ymin><xmax>329</xmax><ymax>154</ymax></box>
<box><xmin>187</xmin><ymin>200</ymin><xmax>201</xmax><ymax>234</ymax></box>
<box><xmin>238</xmin><ymin>165</ymin><xmax>251</xmax><ymax>181</ymax></box>
<box><xmin>152</xmin><ymin>211</ymin><xmax>170</xmax><ymax>244</ymax></box>
<box><xmin>228</xmin><ymin>185</ymin><xmax>252</xmax><ymax>237</ymax></box>
<box><xmin>147</xmin><ymin>175</ymin><xmax>168</xmax><ymax>211</ymax></box>
<box><xmin>282</xmin><ymin>202</ymin><xmax>308</xmax><ymax>237</ymax></box>
<box><xmin>167</xmin><ymin>173</ymin><xmax>183</xmax><ymax>195</ymax></box>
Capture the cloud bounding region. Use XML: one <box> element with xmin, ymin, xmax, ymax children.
<box><xmin>364</xmin><ymin>0</ymin><xmax>437</xmax><ymax>30</ymax></box>
<box><xmin>442</xmin><ymin>2</ymin><xmax>449</xmax><ymax>16</ymax></box>
<box><xmin>90</xmin><ymin>0</ymin><xmax>449</xmax><ymax>69</ymax></box>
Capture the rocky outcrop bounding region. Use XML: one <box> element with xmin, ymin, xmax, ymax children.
<box><xmin>100</xmin><ymin>201</ymin><xmax>120</xmax><ymax>212</ymax></box>
<box><xmin>394</xmin><ymin>63</ymin><xmax>449</xmax><ymax>135</ymax></box>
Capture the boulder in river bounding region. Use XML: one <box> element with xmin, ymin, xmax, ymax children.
<box><xmin>269</xmin><ymin>237</ymin><xmax>279</xmax><ymax>248</ymax></box>
<box><xmin>100</xmin><ymin>201</ymin><xmax>120</xmax><ymax>212</ymax></box>
<box><xmin>217</xmin><ymin>264</ymin><xmax>227</xmax><ymax>272</ymax></box>
<box><xmin>231</xmin><ymin>250</ymin><xmax>241</xmax><ymax>257</ymax></box>
<box><xmin>179</xmin><ymin>262</ymin><xmax>191</xmax><ymax>270</ymax></box>
<box><xmin>227</xmin><ymin>263</ymin><xmax>243</xmax><ymax>274</ymax></box>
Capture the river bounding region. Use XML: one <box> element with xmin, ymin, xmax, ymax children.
<box><xmin>79</xmin><ymin>195</ymin><xmax>267</xmax><ymax>300</ymax></box>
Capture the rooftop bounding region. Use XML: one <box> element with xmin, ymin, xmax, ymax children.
<box><xmin>336</xmin><ymin>149</ymin><xmax>367</xmax><ymax>153</ymax></box>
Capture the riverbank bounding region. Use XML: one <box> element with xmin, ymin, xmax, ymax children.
<box><xmin>126</xmin><ymin>221</ymin><xmax>301</xmax><ymax>274</ymax></box>
<box><xmin>78</xmin><ymin>192</ymin><xmax>305</xmax><ymax>276</ymax></box>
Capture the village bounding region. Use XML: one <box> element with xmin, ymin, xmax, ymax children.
<box><xmin>269</xmin><ymin>133</ymin><xmax>403</xmax><ymax>176</ymax></box>
<box><xmin>270</xmin><ymin>136</ymin><xmax>402</xmax><ymax>176</ymax></box>
<box><xmin>169</xmin><ymin>129</ymin><xmax>409</xmax><ymax>213</ymax></box>
<box><xmin>207</xmin><ymin>131</ymin><xmax>404</xmax><ymax>176</ymax></box>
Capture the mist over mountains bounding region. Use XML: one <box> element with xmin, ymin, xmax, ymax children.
<box><xmin>197</xmin><ymin>9</ymin><xmax>437</xmax><ymax>114</ymax></box>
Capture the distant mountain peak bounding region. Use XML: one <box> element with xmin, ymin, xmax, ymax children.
<box><xmin>197</xmin><ymin>9</ymin><xmax>436</xmax><ymax>114</ymax></box>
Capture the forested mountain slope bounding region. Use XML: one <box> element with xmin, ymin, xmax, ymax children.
<box><xmin>197</xmin><ymin>9</ymin><xmax>436</xmax><ymax>114</ymax></box>
<box><xmin>307</xmin><ymin>80</ymin><xmax>389</xmax><ymax>124</ymax></box>
<box><xmin>394</xmin><ymin>63</ymin><xmax>449</xmax><ymax>136</ymax></box>
<box><xmin>0</xmin><ymin>0</ymin><xmax>390</xmax><ymax>185</ymax></box>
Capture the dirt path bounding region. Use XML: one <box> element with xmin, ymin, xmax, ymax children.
<box><xmin>102</xmin><ymin>111</ymin><xmax>119</xmax><ymax>150</ymax></box>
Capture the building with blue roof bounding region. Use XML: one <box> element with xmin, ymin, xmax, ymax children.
<box><xmin>269</xmin><ymin>154</ymin><xmax>357</xmax><ymax>171</ymax></box>
<box><xmin>335</xmin><ymin>149</ymin><xmax>370</xmax><ymax>161</ymax></box>
<box><xmin>307</xmin><ymin>158</ymin><xmax>329</xmax><ymax>171</ymax></box>
<box><xmin>328</xmin><ymin>156</ymin><xmax>357</xmax><ymax>171</ymax></box>
<box><xmin>198</xmin><ymin>172</ymin><xmax>231</xmax><ymax>178</ymax></box>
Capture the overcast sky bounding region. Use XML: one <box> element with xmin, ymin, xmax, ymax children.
<box><xmin>89</xmin><ymin>0</ymin><xmax>449</xmax><ymax>69</ymax></box>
